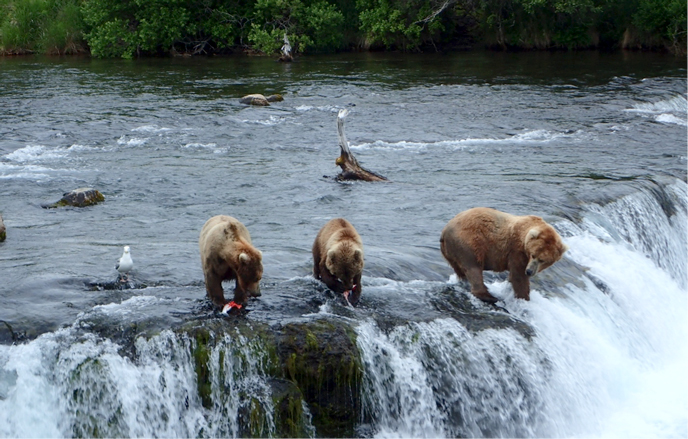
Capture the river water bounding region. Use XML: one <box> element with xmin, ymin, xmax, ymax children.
<box><xmin>0</xmin><ymin>51</ymin><xmax>686</xmax><ymax>437</ymax></box>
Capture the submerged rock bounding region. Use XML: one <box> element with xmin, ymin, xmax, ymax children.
<box><xmin>43</xmin><ymin>187</ymin><xmax>105</xmax><ymax>208</ymax></box>
<box><xmin>87</xmin><ymin>278</ymin><xmax>147</xmax><ymax>291</ymax></box>
<box><xmin>0</xmin><ymin>214</ymin><xmax>5</xmax><ymax>241</ymax></box>
<box><xmin>240</xmin><ymin>94</ymin><xmax>284</xmax><ymax>106</ymax></box>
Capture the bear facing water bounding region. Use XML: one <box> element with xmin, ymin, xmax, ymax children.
<box><xmin>199</xmin><ymin>215</ymin><xmax>263</xmax><ymax>308</ymax></box>
<box><xmin>312</xmin><ymin>218</ymin><xmax>364</xmax><ymax>306</ymax></box>
<box><xmin>440</xmin><ymin>207</ymin><xmax>568</xmax><ymax>303</ymax></box>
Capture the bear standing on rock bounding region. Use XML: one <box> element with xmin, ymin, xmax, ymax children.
<box><xmin>312</xmin><ymin>218</ymin><xmax>364</xmax><ymax>306</ymax></box>
<box><xmin>440</xmin><ymin>207</ymin><xmax>568</xmax><ymax>303</ymax></box>
<box><xmin>199</xmin><ymin>215</ymin><xmax>263</xmax><ymax>309</ymax></box>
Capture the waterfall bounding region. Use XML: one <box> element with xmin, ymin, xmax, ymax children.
<box><xmin>0</xmin><ymin>325</ymin><xmax>301</xmax><ymax>438</ymax></box>
<box><xmin>357</xmin><ymin>179</ymin><xmax>687</xmax><ymax>438</ymax></box>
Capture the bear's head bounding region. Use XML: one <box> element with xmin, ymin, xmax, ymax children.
<box><xmin>326</xmin><ymin>242</ymin><xmax>363</xmax><ymax>292</ymax></box>
<box><xmin>524</xmin><ymin>225</ymin><xmax>568</xmax><ymax>277</ymax></box>
<box><xmin>236</xmin><ymin>249</ymin><xmax>263</xmax><ymax>298</ymax></box>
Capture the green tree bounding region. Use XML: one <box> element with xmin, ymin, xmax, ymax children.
<box><xmin>248</xmin><ymin>0</ymin><xmax>345</xmax><ymax>54</ymax></box>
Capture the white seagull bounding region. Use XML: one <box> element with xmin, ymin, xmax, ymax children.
<box><xmin>116</xmin><ymin>246</ymin><xmax>134</xmax><ymax>280</ymax></box>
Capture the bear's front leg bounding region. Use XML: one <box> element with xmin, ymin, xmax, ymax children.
<box><xmin>232</xmin><ymin>288</ymin><xmax>250</xmax><ymax>307</ymax></box>
<box><xmin>465</xmin><ymin>267</ymin><xmax>498</xmax><ymax>303</ymax></box>
<box><xmin>204</xmin><ymin>272</ymin><xmax>227</xmax><ymax>307</ymax></box>
<box><xmin>347</xmin><ymin>273</ymin><xmax>362</xmax><ymax>306</ymax></box>
<box><xmin>319</xmin><ymin>266</ymin><xmax>345</xmax><ymax>293</ymax></box>
<box><xmin>509</xmin><ymin>272</ymin><xmax>531</xmax><ymax>300</ymax></box>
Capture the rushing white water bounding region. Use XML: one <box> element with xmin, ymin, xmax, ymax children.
<box><xmin>357</xmin><ymin>180</ymin><xmax>688</xmax><ymax>438</ymax></box>
<box><xmin>0</xmin><ymin>318</ymin><xmax>295</xmax><ymax>438</ymax></box>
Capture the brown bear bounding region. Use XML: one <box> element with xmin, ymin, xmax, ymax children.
<box><xmin>199</xmin><ymin>215</ymin><xmax>263</xmax><ymax>308</ymax></box>
<box><xmin>312</xmin><ymin>218</ymin><xmax>364</xmax><ymax>306</ymax></box>
<box><xmin>440</xmin><ymin>207</ymin><xmax>568</xmax><ymax>303</ymax></box>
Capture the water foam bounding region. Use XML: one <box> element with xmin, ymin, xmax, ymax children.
<box><xmin>131</xmin><ymin>125</ymin><xmax>172</xmax><ymax>133</ymax></box>
<box><xmin>0</xmin><ymin>325</ymin><xmax>289</xmax><ymax>438</ymax></box>
<box><xmin>5</xmin><ymin>145</ymin><xmax>69</xmax><ymax>163</ymax></box>
<box><xmin>351</xmin><ymin>130</ymin><xmax>587</xmax><ymax>151</ymax></box>
<box><xmin>117</xmin><ymin>136</ymin><xmax>148</xmax><ymax>147</ymax></box>
<box><xmin>656</xmin><ymin>113</ymin><xmax>687</xmax><ymax>126</ymax></box>
<box><xmin>628</xmin><ymin>95</ymin><xmax>688</xmax><ymax>114</ymax></box>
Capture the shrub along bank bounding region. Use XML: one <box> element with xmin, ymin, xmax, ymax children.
<box><xmin>1</xmin><ymin>0</ymin><xmax>685</xmax><ymax>57</ymax></box>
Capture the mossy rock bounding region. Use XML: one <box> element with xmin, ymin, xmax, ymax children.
<box><xmin>240</xmin><ymin>94</ymin><xmax>284</xmax><ymax>106</ymax></box>
<box><xmin>275</xmin><ymin>319</ymin><xmax>362</xmax><ymax>438</ymax></box>
<box><xmin>43</xmin><ymin>187</ymin><xmax>105</xmax><ymax>208</ymax></box>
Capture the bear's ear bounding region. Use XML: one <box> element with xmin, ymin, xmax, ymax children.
<box><xmin>526</xmin><ymin>228</ymin><xmax>540</xmax><ymax>241</ymax></box>
<box><xmin>561</xmin><ymin>243</ymin><xmax>569</xmax><ymax>253</ymax></box>
<box><xmin>327</xmin><ymin>249</ymin><xmax>336</xmax><ymax>264</ymax></box>
<box><xmin>353</xmin><ymin>249</ymin><xmax>363</xmax><ymax>262</ymax></box>
<box><xmin>239</xmin><ymin>252</ymin><xmax>250</xmax><ymax>264</ymax></box>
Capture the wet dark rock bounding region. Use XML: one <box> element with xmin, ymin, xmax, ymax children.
<box><xmin>42</xmin><ymin>187</ymin><xmax>105</xmax><ymax>208</ymax></box>
<box><xmin>87</xmin><ymin>278</ymin><xmax>147</xmax><ymax>291</ymax></box>
<box><xmin>0</xmin><ymin>214</ymin><xmax>5</xmax><ymax>241</ymax></box>
<box><xmin>430</xmin><ymin>286</ymin><xmax>536</xmax><ymax>340</ymax></box>
<box><xmin>0</xmin><ymin>320</ymin><xmax>26</xmax><ymax>344</ymax></box>
<box><xmin>275</xmin><ymin>319</ymin><xmax>362</xmax><ymax>437</ymax></box>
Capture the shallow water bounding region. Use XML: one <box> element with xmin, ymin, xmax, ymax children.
<box><xmin>0</xmin><ymin>51</ymin><xmax>686</xmax><ymax>437</ymax></box>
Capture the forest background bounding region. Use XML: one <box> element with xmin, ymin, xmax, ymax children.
<box><xmin>0</xmin><ymin>0</ymin><xmax>685</xmax><ymax>58</ymax></box>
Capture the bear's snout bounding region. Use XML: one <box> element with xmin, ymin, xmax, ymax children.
<box><xmin>246</xmin><ymin>283</ymin><xmax>261</xmax><ymax>297</ymax></box>
<box><xmin>526</xmin><ymin>258</ymin><xmax>540</xmax><ymax>277</ymax></box>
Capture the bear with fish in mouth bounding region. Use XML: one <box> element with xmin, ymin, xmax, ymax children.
<box><xmin>312</xmin><ymin>218</ymin><xmax>364</xmax><ymax>306</ymax></box>
<box><xmin>199</xmin><ymin>215</ymin><xmax>263</xmax><ymax>309</ymax></box>
<box><xmin>440</xmin><ymin>207</ymin><xmax>568</xmax><ymax>303</ymax></box>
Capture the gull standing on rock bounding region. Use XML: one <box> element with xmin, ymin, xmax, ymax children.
<box><xmin>116</xmin><ymin>246</ymin><xmax>133</xmax><ymax>281</ymax></box>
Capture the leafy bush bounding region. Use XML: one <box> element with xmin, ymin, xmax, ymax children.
<box><xmin>1</xmin><ymin>0</ymin><xmax>685</xmax><ymax>56</ymax></box>
<box><xmin>248</xmin><ymin>0</ymin><xmax>345</xmax><ymax>54</ymax></box>
<box><xmin>633</xmin><ymin>0</ymin><xmax>686</xmax><ymax>50</ymax></box>
<box><xmin>0</xmin><ymin>0</ymin><xmax>86</xmax><ymax>54</ymax></box>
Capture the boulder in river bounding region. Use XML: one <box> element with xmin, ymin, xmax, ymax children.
<box><xmin>240</xmin><ymin>94</ymin><xmax>284</xmax><ymax>106</ymax></box>
<box><xmin>42</xmin><ymin>187</ymin><xmax>105</xmax><ymax>208</ymax></box>
<box><xmin>0</xmin><ymin>214</ymin><xmax>5</xmax><ymax>242</ymax></box>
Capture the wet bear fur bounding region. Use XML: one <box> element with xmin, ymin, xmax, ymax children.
<box><xmin>199</xmin><ymin>215</ymin><xmax>263</xmax><ymax>307</ymax></box>
<box><xmin>312</xmin><ymin>218</ymin><xmax>364</xmax><ymax>306</ymax></box>
<box><xmin>440</xmin><ymin>207</ymin><xmax>568</xmax><ymax>303</ymax></box>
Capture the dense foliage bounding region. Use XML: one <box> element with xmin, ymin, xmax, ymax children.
<box><xmin>1</xmin><ymin>0</ymin><xmax>685</xmax><ymax>56</ymax></box>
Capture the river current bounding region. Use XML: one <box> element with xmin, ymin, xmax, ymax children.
<box><xmin>0</xmin><ymin>51</ymin><xmax>686</xmax><ymax>437</ymax></box>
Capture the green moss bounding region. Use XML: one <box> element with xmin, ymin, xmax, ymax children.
<box><xmin>276</xmin><ymin>319</ymin><xmax>363</xmax><ymax>437</ymax></box>
<box><xmin>248</xmin><ymin>397</ymin><xmax>266</xmax><ymax>437</ymax></box>
<box><xmin>305</xmin><ymin>330</ymin><xmax>319</xmax><ymax>350</ymax></box>
<box><xmin>192</xmin><ymin>328</ymin><xmax>213</xmax><ymax>409</ymax></box>
<box><xmin>170</xmin><ymin>317</ymin><xmax>364</xmax><ymax>437</ymax></box>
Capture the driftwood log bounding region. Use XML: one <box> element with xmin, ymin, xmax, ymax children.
<box><xmin>335</xmin><ymin>109</ymin><xmax>388</xmax><ymax>182</ymax></box>
<box><xmin>279</xmin><ymin>33</ymin><xmax>293</xmax><ymax>62</ymax></box>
